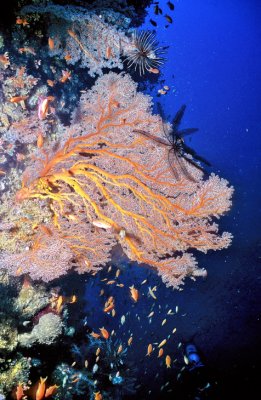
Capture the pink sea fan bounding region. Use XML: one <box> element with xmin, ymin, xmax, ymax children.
<box><xmin>1</xmin><ymin>72</ymin><xmax>233</xmax><ymax>288</ymax></box>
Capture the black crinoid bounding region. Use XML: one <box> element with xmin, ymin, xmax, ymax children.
<box><xmin>125</xmin><ymin>30</ymin><xmax>166</xmax><ymax>75</ymax></box>
<box><xmin>134</xmin><ymin>104</ymin><xmax>211</xmax><ymax>182</ymax></box>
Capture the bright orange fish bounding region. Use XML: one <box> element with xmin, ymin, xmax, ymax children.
<box><xmin>70</xmin><ymin>294</ymin><xmax>77</xmax><ymax>303</ymax></box>
<box><xmin>15</xmin><ymin>266</ymin><xmax>23</xmax><ymax>276</ymax></box>
<box><xmin>38</xmin><ymin>97</ymin><xmax>49</xmax><ymax>120</ymax></box>
<box><xmin>45</xmin><ymin>384</ymin><xmax>59</xmax><ymax>397</ymax></box>
<box><xmin>64</xmin><ymin>53</ymin><xmax>72</xmax><ymax>61</ymax></box>
<box><xmin>90</xmin><ymin>331</ymin><xmax>100</xmax><ymax>339</ymax></box>
<box><xmin>48</xmin><ymin>37</ymin><xmax>55</xmax><ymax>50</ymax></box>
<box><xmin>148</xmin><ymin>67</ymin><xmax>160</xmax><ymax>74</ymax></box>
<box><xmin>105</xmin><ymin>46</ymin><xmax>112</xmax><ymax>59</ymax></box>
<box><xmin>165</xmin><ymin>355</ymin><xmax>171</xmax><ymax>368</ymax></box>
<box><xmin>18</xmin><ymin>47</ymin><xmax>36</xmax><ymax>55</ymax></box>
<box><xmin>158</xmin><ymin>348</ymin><xmax>164</xmax><ymax>358</ymax></box>
<box><xmin>99</xmin><ymin>327</ymin><xmax>110</xmax><ymax>339</ymax></box>
<box><xmin>9</xmin><ymin>95</ymin><xmax>28</xmax><ymax>103</ymax></box>
<box><xmin>146</xmin><ymin>343</ymin><xmax>153</xmax><ymax>356</ymax></box>
<box><xmin>0</xmin><ymin>52</ymin><xmax>10</xmax><ymax>68</ymax></box>
<box><xmin>15</xmin><ymin>382</ymin><xmax>24</xmax><ymax>400</ymax></box>
<box><xmin>94</xmin><ymin>391</ymin><xmax>103</xmax><ymax>400</ymax></box>
<box><xmin>37</xmin><ymin>132</ymin><xmax>44</xmax><ymax>148</ymax></box>
<box><xmin>103</xmin><ymin>296</ymin><xmax>114</xmax><ymax>313</ymax></box>
<box><xmin>117</xmin><ymin>344</ymin><xmax>123</xmax><ymax>354</ymax></box>
<box><xmin>56</xmin><ymin>295</ymin><xmax>63</xmax><ymax>313</ymax></box>
<box><xmin>158</xmin><ymin>339</ymin><xmax>167</xmax><ymax>348</ymax></box>
<box><xmin>129</xmin><ymin>285</ymin><xmax>139</xmax><ymax>302</ymax></box>
<box><xmin>104</xmin><ymin>303</ymin><xmax>114</xmax><ymax>313</ymax></box>
<box><xmin>59</xmin><ymin>70</ymin><xmax>71</xmax><ymax>83</ymax></box>
<box><xmin>47</xmin><ymin>79</ymin><xmax>55</xmax><ymax>87</ymax></box>
<box><xmin>127</xmin><ymin>336</ymin><xmax>133</xmax><ymax>346</ymax></box>
<box><xmin>36</xmin><ymin>376</ymin><xmax>47</xmax><ymax>400</ymax></box>
<box><xmin>16</xmin><ymin>17</ymin><xmax>29</xmax><ymax>26</ymax></box>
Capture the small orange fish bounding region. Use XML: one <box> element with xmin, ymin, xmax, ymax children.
<box><xmin>36</xmin><ymin>376</ymin><xmax>47</xmax><ymax>400</ymax></box>
<box><xmin>64</xmin><ymin>53</ymin><xmax>72</xmax><ymax>61</ymax></box>
<box><xmin>104</xmin><ymin>303</ymin><xmax>114</xmax><ymax>313</ymax></box>
<box><xmin>104</xmin><ymin>296</ymin><xmax>114</xmax><ymax>313</ymax></box>
<box><xmin>16</xmin><ymin>17</ymin><xmax>23</xmax><ymax>24</ymax></box>
<box><xmin>0</xmin><ymin>170</ymin><xmax>6</xmax><ymax>176</ymax></box>
<box><xmin>18</xmin><ymin>47</ymin><xmax>36</xmax><ymax>55</ymax></box>
<box><xmin>56</xmin><ymin>295</ymin><xmax>63</xmax><ymax>313</ymax></box>
<box><xmin>106</xmin><ymin>280</ymin><xmax>116</xmax><ymax>285</ymax></box>
<box><xmin>158</xmin><ymin>348</ymin><xmax>164</xmax><ymax>358</ymax></box>
<box><xmin>127</xmin><ymin>336</ymin><xmax>133</xmax><ymax>346</ymax></box>
<box><xmin>47</xmin><ymin>79</ymin><xmax>55</xmax><ymax>87</ymax></box>
<box><xmin>158</xmin><ymin>339</ymin><xmax>167</xmax><ymax>348</ymax></box>
<box><xmin>45</xmin><ymin>384</ymin><xmax>59</xmax><ymax>397</ymax></box>
<box><xmin>38</xmin><ymin>97</ymin><xmax>49</xmax><ymax>120</ymax></box>
<box><xmin>48</xmin><ymin>37</ymin><xmax>55</xmax><ymax>50</ymax></box>
<box><xmin>37</xmin><ymin>132</ymin><xmax>44</xmax><ymax>149</ymax></box>
<box><xmin>158</xmin><ymin>89</ymin><xmax>167</xmax><ymax>95</ymax></box>
<box><xmin>148</xmin><ymin>67</ymin><xmax>160</xmax><ymax>74</ymax></box>
<box><xmin>99</xmin><ymin>327</ymin><xmax>110</xmax><ymax>339</ymax></box>
<box><xmin>67</xmin><ymin>29</ymin><xmax>75</xmax><ymax>38</ymax></box>
<box><xmin>70</xmin><ymin>294</ymin><xmax>77</xmax><ymax>303</ymax></box>
<box><xmin>146</xmin><ymin>343</ymin><xmax>153</xmax><ymax>356</ymax></box>
<box><xmin>0</xmin><ymin>52</ymin><xmax>10</xmax><ymax>68</ymax></box>
<box><xmin>16</xmin><ymin>17</ymin><xmax>29</xmax><ymax>26</ymax></box>
<box><xmin>15</xmin><ymin>266</ymin><xmax>23</xmax><ymax>276</ymax></box>
<box><xmin>94</xmin><ymin>391</ymin><xmax>103</xmax><ymax>400</ymax></box>
<box><xmin>90</xmin><ymin>331</ymin><xmax>100</xmax><ymax>339</ymax></box>
<box><xmin>9</xmin><ymin>95</ymin><xmax>28</xmax><ymax>103</ymax></box>
<box><xmin>165</xmin><ymin>355</ymin><xmax>171</xmax><ymax>368</ymax></box>
<box><xmin>105</xmin><ymin>46</ymin><xmax>112</xmax><ymax>59</ymax></box>
<box><xmin>59</xmin><ymin>70</ymin><xmax>71</xmax><ymax>83</ymax></box>
<box><xmin>15</xmin><ymin>382</ymin><xmax>24</xmax><ymax>400</ymax></box>
<box><xmin>129</xmin><ymin>285</ymin><xmax>139</xmax><ymax>302</ymax></box>
<box><xmin>117</xmin><ymin>344</ymin><xmax>123</xmax><ymax>354</ymax></box>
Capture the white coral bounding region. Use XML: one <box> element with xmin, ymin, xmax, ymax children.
<box><xmin>18</xmin><ymin>313</ymin><xmax>63</xmax><ymax>348</ymax></box>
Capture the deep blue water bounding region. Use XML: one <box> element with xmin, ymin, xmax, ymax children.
<box><xmin>139</xmin><ymin>1</ymin><xmax>261</xmax><ymax>397</ymax></box>
<box><xmin>145</xmin><ymin>0</ymin><xmax>261</xmax><ymax>245</ymax></box>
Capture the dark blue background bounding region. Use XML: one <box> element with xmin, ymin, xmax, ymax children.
<box><xmin>139</xmin><ymin>0</ymin><xmax>261</xmax><ymax>397</ymax></box>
